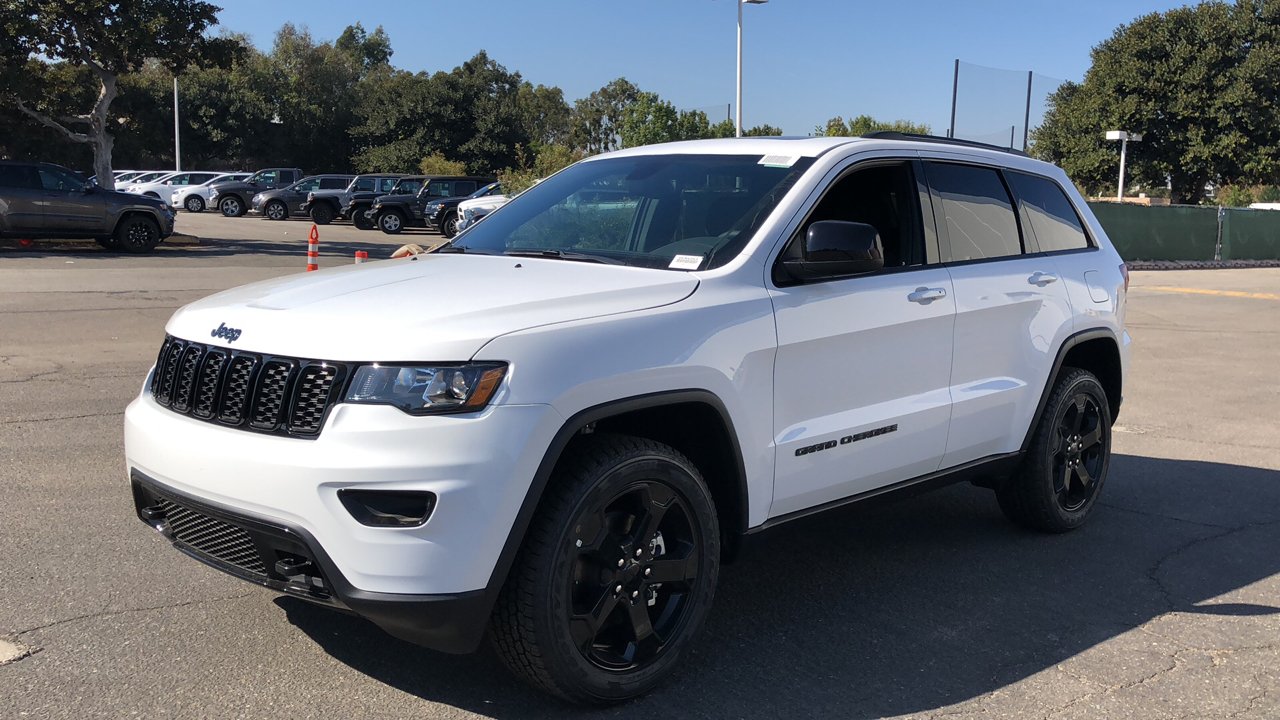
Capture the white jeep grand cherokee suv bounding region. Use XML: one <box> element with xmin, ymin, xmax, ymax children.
<box><xmin>125</xmin><ymin>134</ymin><xmax>1129</xmax><ymax>703</ymax></box>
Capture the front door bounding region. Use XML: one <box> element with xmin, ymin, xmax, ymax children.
<box><xmin>768</xmin><ymin>159</ymin><xmax>957</xmax><ymax>517</ymax></box>
<box><xmin>38</xmin><ymin>165</ymin><xmax>103</xmax><ymax>234</ymax></box>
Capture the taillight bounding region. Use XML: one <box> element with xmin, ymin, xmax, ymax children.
<box><xmin>1119</xmin><ymin>263</ymin><xmax>1130</xmax><ymax>293</ymax></box>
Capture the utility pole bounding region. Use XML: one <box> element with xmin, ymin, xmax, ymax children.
<box><xmin>173</xmin><ymin>77</ymin><xmax>181</xmax><ymax>171</ymax></box>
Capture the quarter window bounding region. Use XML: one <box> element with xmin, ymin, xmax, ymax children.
<box><xmin>1007</xmin><ymin>173</ymin><xmax>1091</xmax><ymax>252</ymax></box>
<box><xmin>927</xmin><ymin>163</ymin><xmax>1022</xmax><ymax>262</ymax></box>
<box><xmin>0</xmin><ymin>165</ymin><xmax>39</xmax><ymax>189</ymax></box>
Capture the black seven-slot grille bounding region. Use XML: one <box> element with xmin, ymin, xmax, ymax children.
<box><xmin>150</xmin><ymin>335</ymin><xmax>345</xmax><ymax>438</ymax></box>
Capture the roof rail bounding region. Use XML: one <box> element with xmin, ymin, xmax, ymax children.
<box><xmin>861</xmin><ymin>131</ymin><xmax>1029</xmax><ymax>157</ymax></box>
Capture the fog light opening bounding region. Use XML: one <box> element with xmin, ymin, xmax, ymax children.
<box><xmin>339</xmin><ymin>490</ymin><xmax>436</xmax><ymax>528</ymax></box>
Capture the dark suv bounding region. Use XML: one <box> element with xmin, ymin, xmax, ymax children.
<box><xmin>0</xmin><ymin>161</ymin><xmax>176</xmax><ymax>253</ymax></box>
<box><xmin>343</xmin><ymin>175</ymin><xmax>425</xmax><ymax>230</ymax></box>
<box><xmin>371</xmin><ymin>175</ymin><xmax>496</xmax><ymax>235</ymax></box>
<box><xmin>209</xmin><ymin>168</ymin><xmax>304</xmax><ymax>217</ymax></box>
<box><xmin>250</xmin><ymin>174</ymin><xmax>355</xmax><ymax>221</ymax></box>
<box><xmin>424</xmin><ymin>182</ymin><xmax>502</xmax><ymax>238</ymax></box>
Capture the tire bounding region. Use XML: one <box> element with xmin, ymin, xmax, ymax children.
<box><xmin>184</xmin><ymin>195</ymin><xmax>205</xmax><ymax>213</ymax></box>
<box><xmin>219</xmin><ymin>195</ymin><xmax>245</xmax><ymax>217</ymax></box>
<box><xmin>114</xmin><ymin>215</ymin><xmax>161</xmax><ymax>253</ymax></box>
<box><xmin>489</xmin><ymin>434</ymin><xmax>720</xmax><ymax>704</ymax></box>
<box><xmin>441</xmin><ymin>212</ymin><xmax>459</xmax><ymax>239</ymax></box>
<box><xmin>377</xmin><ymin>209</ymin><xmax>405</xmax><ymax>234</ymax></box>
<box><xmin>351</xmin><ymin>208</ymin><xmax>374</xmax><ymax>230</ymax></box>
<box><xmin>996</xmin><ymin>368</ymin><xmax>1112</xmax><ymax>533</ymax></box>
<box><xmin>264</xmin><ymin>200</ymin><xmax>288</xmax><ymax>221</ymax></box>
<box><xmin>310</xmin><ymin>203</ymin><xmax>334</xmax><ymax>225</ymax></box>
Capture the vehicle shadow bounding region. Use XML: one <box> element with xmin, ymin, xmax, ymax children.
<box><xmin>0</xmin><ymin>235</ymin><xmax>439</xmax><ymax>261</ymax></box>
<box><xmin>277</xmin><ymin>454</ymin><xmax>1280</xmax><ymax>717</ymax></box>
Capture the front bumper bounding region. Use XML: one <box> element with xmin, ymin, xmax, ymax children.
<box><xmin>131</xmin><ymin>471</ymin><xmax>490</xmax><ymax>653</ymax></box>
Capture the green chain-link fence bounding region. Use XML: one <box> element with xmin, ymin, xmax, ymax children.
<box><xmin>1086</xmin><ymin>202</ymin><xmax>1280</xmax><ymax>261</ymax></box>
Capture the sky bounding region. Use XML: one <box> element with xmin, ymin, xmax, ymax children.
<box><xmin>213</xmin><ymin>0</ymin><xmax>1192</xmax><ymax>142</ymax></box>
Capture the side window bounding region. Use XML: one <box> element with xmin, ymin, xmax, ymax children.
<box><xmin>191</xmin><ymin>173</ymin><xmax>218</xmax><ymax>185</ymax></box>
<box><xmin>454</xmin><ymin>181</ymin><xmax>477</xmax><ymax>196</ymax></box>
<box><xmin>926</xmin><ymin>162</ymin><xmax>1022</xmax><ymax>262</ymax></box>
<box><xmin>0</xmin><ymin>165</ymin><xmax>39</xmax><ymax>189</ymax></box>
<box><xmin>167</xmin><ymin>174</ymin><xmax>191</xmax><ymax>186</ymax></box>
<box><xmin>782</xmin><ymin>161</ymin><xmax>927</xmax><ymax>273</ymax></box>
<box><xmin>1006</xmin><ymin>173</ymin><xmax>1092</xmax><ymax>252</ymax></box>
<box><xmin>425</xmin><ymin>180</ymin><xmax>451</xmax><ymax>197</ymax></box>
<box><xmin>256</xmin><ymin>170</ymin><xmax>279</xmax><ymax>187</ymax></box>
<box><xmin>318</xmin><ymin>177</ymin><xmax>348</xmax><ymax>190</ymax></box>
<box><xmin>294</xmin><ymin>178</ymin><xmax>321</xmax><ymax>193</ymax></box>
<box><xmin>353</xmin><ymin>178</ymin><xmax>375</xmax><ymax>192</ymax></box>
<box><xmin>378</xmin><ymin>178</ymin><xmax>399</xmax><ymax>193</ymax></box>
<box><xmin>38</xmin><ymin>167</ymin><xmax>83</xmax><ymax>191</ymax></box>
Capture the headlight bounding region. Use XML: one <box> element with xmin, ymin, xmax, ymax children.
<box><xmin>252</xmin><ymin>194</ymin><xmax>263</xmax><ymax>203</ymax></box>
<box><xmin>344</xmin><ymin>363</ymin><xmax>507</xmax><ymax>415</ymax></box>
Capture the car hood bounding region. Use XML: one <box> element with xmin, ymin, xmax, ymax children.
<box><xmin>166</xmin><ymin>254</ymin><xmax>699</xmax><ymax>361</ymax></box>
<box><xmin>209</xmin><ymin>182</ymin><xmax>258</xmax><ymax>194</ymax></box>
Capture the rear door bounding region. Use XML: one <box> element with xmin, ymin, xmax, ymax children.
<box><xmin>0</xmin><ymin>165</ymin><xmax>45</xmax><ymax>232</ymax></box>
<box><xmin>921</xmin><ymin>159</ymin><xmax>1075</xmax><ymax>468</ymax></box>
<box><xmin>768</xmin><ymin>157</ymin><xmax>958</xmax><ymax>517</ymax></box>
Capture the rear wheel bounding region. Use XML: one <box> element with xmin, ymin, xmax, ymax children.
<box><xmin>219</xmin><ymin>195</ymin><xmax>245</xmax><ymax>217</ymax></box>
<box><xmin>490</xmin><ymin>434</ymin><xmax>720</xmax><ymax>704</ymax></box>
<box><xmin>184</xmin><ymin>195</ymin><xmax>205</xmax><ymax>213</ymax></box>
<box><xmin>996</xmin><ymin>368</ymin><xmax>1111</xmax><ymax>532</ymax></box>
<box><xmin>377</xmin><ymin>209</ymin><xmax>405</xmax><ymax>234</ymax></box>
<box><xmin>115</xmin><ymin>215</ymin><xmax>161</xmax><ymax>253</ymax></box>
<box><xmin>309</xmin><ymin>203</ymin><xmax>334</xmax><ymax>225</ymax></box>
<box><xmin>264</xmin><ymin>200</ymin><xmax>288</xmax><ymax>221</ymax></box>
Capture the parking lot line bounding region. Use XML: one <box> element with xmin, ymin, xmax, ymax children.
<box><xmin>1136</xmin><ymin>286</ymin><xmax>1280</xmax><ymax>301</ymax></box>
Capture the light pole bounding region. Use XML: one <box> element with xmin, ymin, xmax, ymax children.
<box><xmin>736</xmin><ymin>0</ymin><xmax>768</xmax><ymax>137</ymax></box>
<box><xmin>1105</xmin><ymin>130</ymin><xmax>1142</xmax><ymax>201</ymax></box>
<box><xmin>173</xmin><ymin>76</ymin><xmax>181</xmax><ymax>172</ymax></box>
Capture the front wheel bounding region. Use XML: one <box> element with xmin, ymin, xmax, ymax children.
<box><xmin>184</xmin><ymin>195</ymin><xmax>205</xmax><ymax>213</ymax></box>
<box><xmin>351</xmin><ymin>208</ymin><xmax>374</xmax><ymax>230</ymax></box>
<box><xmin>490</xmin><ymin>434</ymin><xmax>720</xmax><ymax>704</ymax></box>
<box><xmin>115</xmin><ymin>215</ymin><xmax>161</xmax><ymax>253</ymax></box>
<box><xmin>264</xmin><ymin>200</ymin><xmax>288</xmax><ymax>221</ymax></box>
<box><xmin>219</xmin><ymin>196</ymin><xmax>245</xmax><ymax>217</ymax></box>
<box><xmin>309</xmin><ymin>203</ymin><xmax>334</xmax><ymax>225</ymax></box>
<box><xmin>996</xmin><ymin>368</ymin><xmax>1112</xmax><ymax>532</ymax></box>
<box><xmin>377</xmin><ymin>210</ymin><xmax>405</xmax><ymax>234</ymax></box>
<box><xmin>441</xmin><ymin>212</ymin><xmax>459</xmax><ymax>239</ymax></box>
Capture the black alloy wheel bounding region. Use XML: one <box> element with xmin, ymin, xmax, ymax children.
<box><xmin>997</xmin><ymin>368</ymin><xmax>1111</xmax><ymax>532</ymax></box>
<box><xmin>219</xmin><ymin>196</ymin><xmax>244</xmax><ymax>217</ymax></box>
<box><xmin>351</xmin><ymin>208</ymin><xmax>374</xmax><ymax>230</ymax></box>
<box><xmin>310</xmin><ymin>204</ymin><xmax>334</xmax><ymax>225</ymax></box>
<box><xmin>184</xmin><ymin>195</ymin><xmax>205</xmax><ymax>213</ymax></box>
<box><xmin>115</xmin><ymin>215</ymin><xmax>160</xmax><ymax>253</ymax></box>
<box><xmin>490</xmin><ymin>434</ymin><xmax>720</xmax><ymax>704</ymax></box>
<box><xmin>264</xmin><ymin>200</ymin><xmax>288</xmax><ymax>221</ymax></box>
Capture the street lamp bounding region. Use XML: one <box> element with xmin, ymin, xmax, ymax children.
<box><xmin>1106</xmin><ymin>130</ymin><xmax>1143</xmax><ymax>201</ymax></box>
<box><xmin>736</xmin><ymin>0</ymin><xmax>768</xmax><ymax>138</ymax></box>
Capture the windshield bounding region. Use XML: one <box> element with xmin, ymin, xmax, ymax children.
<box><xmin>471</xmin><ymin>182</ymin><xmax>500</xmax><ymax>199</ymax></box>
<box><xmin>450</xmin><ymin>154</ymin><xmax>813</xmax><ymax>271</ymax></box>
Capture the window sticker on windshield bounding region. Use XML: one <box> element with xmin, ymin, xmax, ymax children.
<box><xmin>759</xmin><ymin>155</ymin><xmax>799</xmax><ymax>168</ymax></box>
<box><xmin>669</xmin><ymin>254</ymin><xmax>704</xmax><ymax>270</ymax></box>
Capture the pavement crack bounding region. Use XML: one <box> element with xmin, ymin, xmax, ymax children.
<box><xmin>0</xmin><ymin>410</ymin><xmax>123</xmax><ymax>425</ymax></box>
<box><xmin>14</xmin><ymin>592</ymin><xmax>255</xmax><ymax>636</ymax></box>
<box><xmin>1098</xmin><ymin>501</ymin><xmax>1234</xmax><ymax>530</ymax></box>
<box><xmin>1146</xmin><ymin>520</ymin><xmax>1280</xmax><ymax>611</ymax></box>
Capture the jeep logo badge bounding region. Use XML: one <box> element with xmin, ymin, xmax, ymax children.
<box><xmin>211</xmin><ymin>322</ymin><xmax>242</xmax><ymax>343</ymax></box>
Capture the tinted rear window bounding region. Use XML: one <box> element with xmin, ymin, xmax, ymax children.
<box><xmin>0</xmin><ymin>165</ymin><xmax>37</xmax><ymax>189</ymax></box>
<box><xmin>1007</xmin><ymin>172</ymin><xmax>1091</xmax><ymax>252</ymax></box>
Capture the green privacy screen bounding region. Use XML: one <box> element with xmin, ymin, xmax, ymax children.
<box><xmin>1220</xmin><ymin>208</ymin><xmax>1280</xmax><ymax>260</ymax></box>
<box><xmin>1086</xmin><ymin>203</ymin><xmax>1219</xmax><ymax>261</ymax></box>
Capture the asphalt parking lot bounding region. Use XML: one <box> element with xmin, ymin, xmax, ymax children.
<box><xmin>1</xmin><ymin>215</ymin><xmax>1278</xmax><ymax>719</ymax></box>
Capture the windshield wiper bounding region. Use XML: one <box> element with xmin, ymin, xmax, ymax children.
<box><xmin>503</xmin><ymin>249</ymin><xmax>623</xmax><ymax>265</ymax></box>
<box><xmin>433</xmin><ymin>244</ymin><xmax>492</xmax><ymax>255</ymax></box>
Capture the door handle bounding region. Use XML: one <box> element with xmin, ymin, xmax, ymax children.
<box><xmin>1029</xmin><ymin>271</ymin><xmax>1059</xmax><ymax>285</ymax></box>
<box><xmin>908</xmin><ymin>287</ymin><xmax>947</xmax><ymax>304</ymax></box>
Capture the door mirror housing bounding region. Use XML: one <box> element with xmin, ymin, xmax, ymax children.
<box><xmin>781</xmin><ymin>221</ymin><xmax>885</xmax><ymax>282</ymax></box>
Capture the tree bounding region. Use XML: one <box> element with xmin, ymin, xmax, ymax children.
<box><xmin>0</xmin><ymin>0</ymin><xmax>239</xmax><ymax>180</ymax></box>
<box><xmin>419</xmin><ymin>152</ymin><xmax>466</xmax><ymax>175</ymax></box>
<box><xmin>816</xmin><ymin>115</ymin><xmax>930</xmax><ymax>137</ymax></box>
<box><xmin>1032</xmin><ymin>1</ymin><xmax>1280</xmax><ymax>204</ymax></box>
<box><xmin>571</xmin><ymin>78</ymin><xmax>640</xmax><ymax>153</ymax></box>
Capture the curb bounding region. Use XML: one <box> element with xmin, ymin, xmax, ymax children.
<box><xmin>1127</xmin><ymin>259</ymin><xmax>1280</xmax><ymax>270</ymax></box>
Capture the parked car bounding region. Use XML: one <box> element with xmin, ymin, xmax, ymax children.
<box><xmin>209</xmin><ymin>168</ymin><xmax>304</xmax><ymax>217</ymax></box>
<box><xmin>371</xmin><ymin>175</ymin><xmax>496</xmax><ymax>234</ymax></box>
<box><xmin>124</xmin><ymin>171</ymin><xmax>227</xmax><ymax>200</ymax></box>
<box><xmin>300</xmin><ymin>174</ymin><xmax>403</xmax><ymax>225</ymax></box>
<box><xmin>115</xmin><ymin>171</ymin><xmax>168</xmax><ymax>190</ymax></box>
<box><xmin>250</xmin><ymin>174</ymin><xmax>355</xmax><ymax>221</ymax></box>
<box><xmin>1</xmin><ymin>160</ymin><xmax>175</xmax><ymax>252</ymax></box>
<box><xmin>342</xmin><ymin>175</ymin><xmax>426</xmax><ymax>230</ymax></box>
<box><xmin>124</xmin><ymin>134</ymin><xmax>1129</xmax><ymax>702</ymax></box>
<box><xmin>424</xmin><ymin>182</ymin><xmax>502</xmax><ymax>238</ymax></box>
<box><xmin>171</xmin><ymin>172</ymin><xmax>249</xmax><ymax>213</ymax></box>
<box><xmin>455</xmin><ymin>192</ymin><xmax>510</xmax><ymax>233</ymax></box>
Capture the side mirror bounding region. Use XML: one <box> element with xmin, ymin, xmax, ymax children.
<box><xmin>780</xmin><ymin>220</ymin><xmax>884</xmax><ymax>281</ymax></box>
